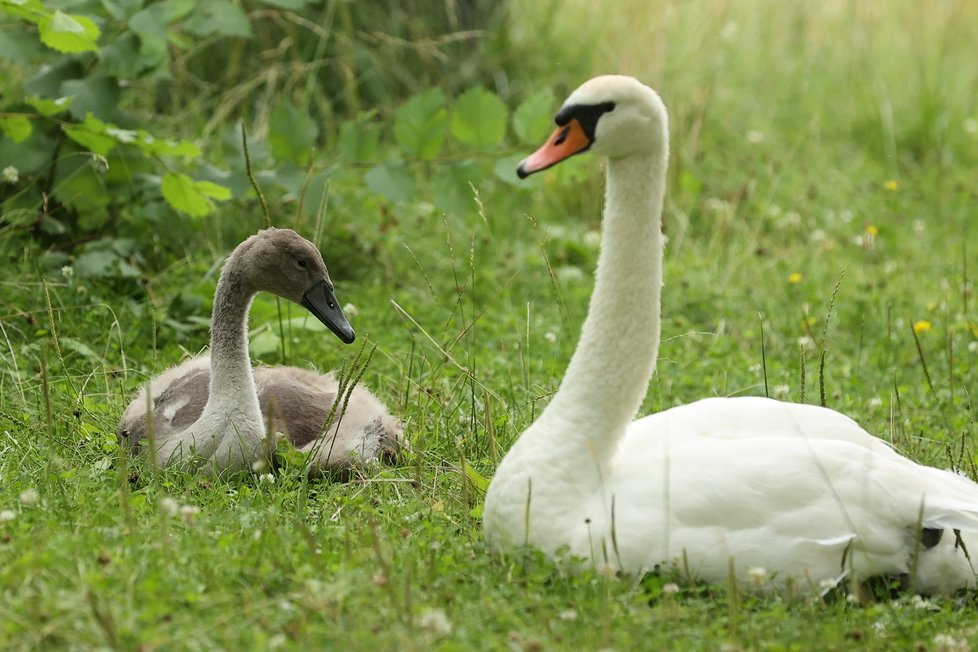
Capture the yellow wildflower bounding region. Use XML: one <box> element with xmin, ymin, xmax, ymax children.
<box><xmin>884</xmin><ymin>180</ymin><xmax>899</xmax><ymax>191</ymax></box>
<box><xmin>913</xmin><ymin>320</ymin><xmax>932</xmax><ymax>334</ymax></box>
<box><xmin>788</xmin><ymin>272</ymin><xmax>803</xmax><ymax>284</ymax></box>
<box><xmin>865</xmin><ymin>225</ymin><xmax>879</xmax><ymax>236</ymax></box>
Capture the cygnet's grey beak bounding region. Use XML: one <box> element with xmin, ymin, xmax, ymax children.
<box><xmin>301</xmin><ymin>279</ymin><xmax>355</xmax><ymax>344</ymax></box>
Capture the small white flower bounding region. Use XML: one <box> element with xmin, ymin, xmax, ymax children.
<box><xmin>179</xmin><ymin>504</ymin><xmax>200</xmax><ymax>523</ymax></box>
<box><xmin>768</xmin><ymin>204</ymin><xmax>782</xmax><ymax>217</ymax></box>
<box><xmin>721</xmin><ymin>20</ymin><xmax>738</xmax><ymax>41</ymax></box>
<box><xmin>772</xmin><ymin>384</ymin><xmax>790</xmax><ymax>399</ymax></box>
<box><xmin>818</xmin><ymin>577</ymin><xmax>838</xmax><ymax>591</ymax></box>
<box><xmin>797</xmin><ymin>336</ymin><xmax>814</xmax><ymax>349</ymax></box>
<box><xmin>811</xmin><ymin>229</ymin><xmax>827</xmax><ymax>243</ymax></box>
<box><xmin>583</xmin><ymin>230</ymin><xmax>601</xmax><ymax>248</ymax></box>
<box><xmin>840</xmin><ymin>209</ymin><xmax>854</xmax><ymax>223</ymax></box>
<box><xmin>416</xmin><ymin>607</ymin><xmax>452</xmax><ymax>636</ymax></box>
<box><xmin>259</xmin><ymin>473</ymin><xmax>275</xmax><ymax>485</ymax></box>
<box><xmin>559</xmin><ymin>609</ymin><xmax>578</xmax><ymax>620</ymax></box>
<box><xmin>342</xmin><ymin>303</ymin><xmax>359</xmax><ymax>317</ymax></box>
<box><xmin>846</xmin><ymin>593</ymin><xmax>859</xmax><ymax>604</ymax></box>
<box><xmin>746</xmin><ymin>130</ymin><xmax>765</xmax><ymax>144</ymax></box>
<box><xmin>543</xmin><ymin>331</ymin><xmax>557</xmax><ymax>343</ymax></box>
<box><xmin>933</xmin><ymin>632</ymin><xmax>970</xmax><ymax>652</ymax></box>
<box><xmin>61</xmin><ymin>265</ymin><xmax>74</xmax><ymax>279</ymax></box>
<box><xmin>159</xmin><ymin>497</ymin><xmax>179</xmax><ymax>516</ymax></box>
<box><xmin>911</xmin><ymin>594</ymin><xmax>940</xmax><ymax>611</ymax></box>
<box><xmin>868</xmin><ymin>397</ymin><xmax>883</xmax><ymax>408</ymax></box>
<box><xmin>968</xmin><ymin>341</ymin><xmax>978</xmax><ymax>353</ymax></box>
<box><xmin>783</xmin><ymin>211</ymin><xmax>802</xmax><ymax>227</ymax></box>
<box><xmin>964</xmin><ymin>118</ymin><xmax>978</xmax><ymax>135</ymax></box>
<box><xmin>251</xmin><ymin>459</ymin><xmax>268</xmax><ymax>472</ymax></box>
<box><xmin>2</xmin><ymin>166</ymin><xmax>18</xmax><ymax>184</ymax></box>
<box><xmin>18</xmin><ymin>489</ymin><xmax>40</xmax><ymax>506</ymax></box>
<box><xmin>747</xmin><ymin>566</ymin><xmax>768</xmax><ymax>586</ymax></box>
<box><xmin>704</xmin><ymin>197</ymin><xmax>731</xmax><ymax>213</ymax></box>
<box><xmin>0</xmin><ymin>509</ymin><xmax>16</xmax><ymax>523</ymax></box>
<box><xmin>662</xmin><ymin>582</ymin><xmax>680</xmax><ymax>595</ymax></box>
<box><xmin>913</xmin><ymin>219</ymin><xmax>926</xmax><ymax>235</ymax></box>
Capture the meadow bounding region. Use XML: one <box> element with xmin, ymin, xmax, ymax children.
<box><xmin>2</xmin><ymin>0</ymin><xmax>978</xmax><ymax>648</ymax></box>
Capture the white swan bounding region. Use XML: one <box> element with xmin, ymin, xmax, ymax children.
<box><xmin>119</xmin><ymin>228</ymin><xmax>402</xmax><ymax>474</ymax></box>
<box><xmin>483</xmin><ymin>75</ymin><xmax>978</xmax><ymax>595</ymax></box>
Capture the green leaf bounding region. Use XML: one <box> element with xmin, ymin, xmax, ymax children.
<box><xmin>145</xmin><ymin>137</ymin><xmax>201</xmax><ymax>158</ymax></box>
<box><xmin>451</xmin><ymin>86</ymin><xmax>508</xmax><ymax>148</ymax></box>
<box><xmin>26</xmin><ymin>96</ymin><xmax>73</xmax><ymax>117</ymax></box>
<box><xmin>161</xmin><ymin>172</ymin><xmax>212</xmax><ymax>217</ymax></box>
<box><xmin>268</xmin><ymin>101</ymin><xmax>319</xmax><ymax>164</ymax></box>
<box><xmin>60</xmin><ymin>74</ymin><xmax>121</xmax><ymax>121</ymax></box>
<box><xmin>364</xmin><ymin>164</ymin><xmax>415</xmax><ymax>203</ymax></box>
<box><xmin>462</xmin><ymin>461</ymin><xmax>489</xmax><ymax>493</ymax></box>
<box><xmin>0</xmin><ymin>0</ymin><xmax>46</xmax><ymax>24</ymax></box>
<box><xmin>63</xmin><ymin>114</ymin><xmax>117</xmax><ymax>156</ymax></box>
<box><xmin>393</xmin><ymin>88</ymin><xmax>448</xmax><ymax>160</ymax></box>
<box><xmin>194</xmin><ymin>180</ymin><xmax>231</xmax><ymax>201</ymax></box>
<box><xmin>38</xmin><ymin>11</ymin><xmax>101</xmax><ymax>53</ymax></box>
<box><xmin>249</xmin><ymin>330</ymin><xmax>280</xmax><ymax>357</ymax></box>
<box><xmin>183</xmin><ymin>0</ymin><xmax>252</xmax><ymax>38</ymax></box>
<box><xmin>337</xmin><ymin>112</ymin><xmax>379</xmax><ymax>162</ymax></box>
<box><xmin>0</xmin><ymin>116</ymin><xmax>32</xmax><ymax>143</ymax></box>
<box><xmin>513</xmin><ymin>88</ymin><xmax>555</xmax><ymax>144</ymax></box>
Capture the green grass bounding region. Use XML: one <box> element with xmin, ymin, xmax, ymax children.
<box><xmin>3</xmin><ymin>0</ymin><xmax>978</xmax><ymax>648</ymax></box>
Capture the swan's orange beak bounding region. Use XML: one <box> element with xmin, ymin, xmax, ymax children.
<box><xmin>517</xmin><ymin>118</ymin><xmax>592</xmax><ymax>178</ymax></box>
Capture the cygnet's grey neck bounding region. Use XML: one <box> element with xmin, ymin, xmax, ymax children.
<box><xmin>208</xmin><ymin>263</ymin><xmax>259</xmax><ymax>409</ymax></box>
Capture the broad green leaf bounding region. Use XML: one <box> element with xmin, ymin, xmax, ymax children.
<box><xmin>194</xmin><ymin>180</ymin><xmax>231</xmax><ymax>201</ymax></box>
<box><xmin>26</xmin><ymin>96</ymin><xmax>73</xmax><ymax>116</ymax></box>
<box><xmin>462</xmin><ymin>461</ymin><xmax>489</xmax><ymax>493</ymax></box>
<box><xmin>249</xmin><ymin>330</ymin><xmax>280</xmax><ymax>357</ymax></box>
<box><xmin>161</xmin><ymin>172</ymin><xmax>212</xmax><ymax>217</ymax></box>
<box><xmin>0</xmin><ymin>0</ymin><xmax>46</xmax><ymax>23</ymax></box>
<box><xmin>337</xmin><ymin>112</ymin><xmax>379</xmax><ymax>162</ymax></box>
<box><xmin>59</xmin><ymin>336</ymin><xmax>106</xmax><ymax>364</ymax></box>
<box><xmin>0</xmin><ymin>125</ymin><xmax>56</xmax><ymax>173</ymax></box>
<box><xmin>38</xmin><ymin>11</ymin><xmax>101</xmax><ymax>53</ymax></box>
<box><xmin>0</xmin><ymin>29</ymin><xmax>45</xmax><ymax>63</ymax></box>
<box><xmin>513</xmin><ymin>88</ymin><xmax>555</xmax><ymax>144</ymax></box>
<box><xmin>393</xmin><ymin>88</ymin><xmax>448</xmax><ymax>160</ymax></box>
<box><xmin>0</xmin><ymin>116</ymin><xmax>32</xmax><ymax>143</ymax></box>
<box><xmin>99</xmin><ymin>0</ymin><xmax>143</xmax><ymax>21</ymax></box>
<box><xmin>183</xmin><ymin>0</ymin><xmax>252</xmax><ymax>38</ymax></box>
<box><xmin>450</xmin><ymin>87</ymin><xmax>508</xmax><ymax>148</ymax></box>
<box><xmin>63</xmin><ymin>114</ymin><xmax>117</xmax><ymax>156</ymax></box>
<box><xmin>493</xmin><ymin>153</ymin><xmax>539</xmax><ymax>187</ymax></box>
<box><xmin>145</xmin><ymin>136</ymin><xmax>201</xmax><ymax>158</ymax></box>
<box><xmin>364</xmin><ymin>164</ymin><xmax>414</xmax><ymax>203</ymax></box>
<box><xmin>60</xmin><ymin>75</ymin><xmax>121</xmax><ymax>121</ymax></box>
<box><xmin>268</xmin><ymin>101</ymin><xmax>318</xmax><ymax>165</ymax></box>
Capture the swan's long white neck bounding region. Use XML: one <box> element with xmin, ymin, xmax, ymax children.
<box><xmin>533</xmin><ymin>151</ymin><xmax>666</xmax><ymax>463</ymax></box>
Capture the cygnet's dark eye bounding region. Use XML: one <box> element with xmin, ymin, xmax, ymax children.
<box><xmin>295</xmin><ymin>259</ymin><xmax>307</xmax><ymax>270</ymax></box>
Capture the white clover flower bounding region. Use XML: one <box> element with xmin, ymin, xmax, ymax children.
<box><xmin>416</xmin><ymin>607</ymin><xmax>452</xmax><ymax>636</ymax></box>
<box><xmin>840</xmin><ymin>209</ymin><xmax>854</xmax><ymax>223</ymax></box>
<box><xmin>797</xmin><ymin>336</ymin><xmax>814</xmax><ymax>349</ymax></box>
<box><xmin>968</xmin><ymin>341</ymin><xmax>978</xmax><ymax>353</ymax></box>
<box><xmin>783</xmin><ymin>211</ymin><xmax>802</xmax><ymax>227</ymax></box>
<box><xmin>179</xmin><ymin>504</ymin><xmax>200</xmax><ymax>523</ymax></box>
<box><xmin>543</xmin><ymin>331</ymin><xmax>557</xmax><ymax>343</ymax></box>
<box><xmin>559</xmin><ymin>609</ymin><xmax>578</xmax><ymax>621</ymax></box>
<box><xmin>933</xmin><ymin>632</ymin><xmax>970</xmax><ymax>652</ymax></box>
<box><xmin>2</xmin><ymin>166</ymin><xmax>18</xmax><ymax>184</ymax></box>
<box><xmin>818</xmin><ymin>577</ymin><xmax>838</xmax><ymax>591</ymax></box>
<box><xmin>747</xmin><ymin>566</ymin><xmax>768</xmax><ymax>586</ymax></box>
<box><xmin>159</xmin><ymin>497</ymin><xmax>179</xmax><ymax>516</ymax></box>
<box><xmin>18</xmin><ymin>489</ymin><xmax>40</xmax><ymax>506</ymax></box>
<box><xmin>251</xmin><ymin>459</ymin><xmax>268</xmax><ymax>472</ymax></box>
<box><xmin>772</xmin><ymin>384</ymin><xmax>790</xmax><ymax>399</ymax></box>
<box><xmin>61</xmin><ymin>265</ymin><xmax>74</xmax><ymax>279</ymax></box>
<box><xmin>662</xmin><ymin>582</ymin><xmax>680</xmax><ymax>595</ymax></box>
<box><xmin>0</xmin><ymin>510</ymin><xmax>16</xmax><ymax>523</ymax></box>
<box><xmin>811</xmin><ymin>229</ymin><xmax>827</xmax><ymax>243</ymax></box>
<box><xmin>259</xmin><ymin>473</ymin><xmax>275</xmax><ymax>485</ymax></box>
<box><xmin>583</xmin><ymin>230</ymin><xmax>601</xmax><ymax>248</ymax></box>
<box><xmin>704</xmin><ymin>197</ymin><xmax>731</xmax><ymax>213</ymax></box>
<box><xmin>342</xmin><ymin>303</ymin><xmax>359</xmax><ymax>317</ymax></box>
<box><xmin>911</xmin><ymin>594</ymin><xmax>939</xmax><ymax>611</ymax></box>
<box><xmin>746</xmin><ymin>130</ymin><xmax>765</xmax><ymax>144</ymax></box>
<box><xmin>868</xmin><ymin>397</ymin><xmax>883</xmax><ymax>408</ymax></box>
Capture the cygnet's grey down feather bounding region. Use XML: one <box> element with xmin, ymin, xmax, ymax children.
<box><xmin>118</xmin><ymin>356</ymin><xmax>402</xmax><ymax>473</ymax></box>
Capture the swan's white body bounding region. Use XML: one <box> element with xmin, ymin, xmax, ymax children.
<box><xmin>119</xmin><ymin>228</ymin><xmax>402</xmax><ymax>474</ymax></box>
<box><xmin>483</xmin><ymin>76</ymin><xmax>978</xmax><ymax>594</ymax></box>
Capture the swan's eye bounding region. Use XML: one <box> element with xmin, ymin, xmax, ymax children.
<box><xmin>602</xmin><ymin>102</ymin><xmax>616</xmax><ymax>113</ymax></box>
<box><xmin>295</xmin><ymin>259</ymin><xmax>307</xmax><ymax>270</ymax></box>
